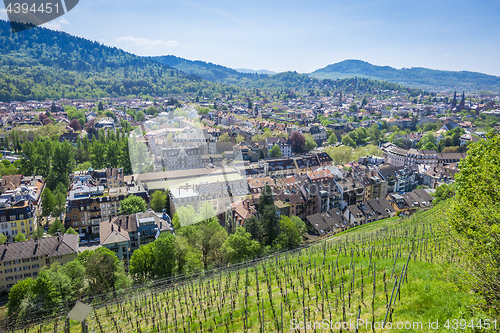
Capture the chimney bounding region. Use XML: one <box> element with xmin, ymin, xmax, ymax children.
<box><xmin>118</xmin><ymin>225</ymin><xmax>121</xmax><ymax>232</ymax></box>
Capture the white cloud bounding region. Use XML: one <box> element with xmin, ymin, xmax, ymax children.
<box><xmin>116</xmin><ymin>36</ymin><xmax>179</xmax><ymax>48</ymax></box>
<box><xmin>0</xmin><ymin>9</ymin><xmax>8</xmax><ymax>21</ymax></box>
<box><xmin>41</xmin><ymin>18</ymin><xmax>69</xmax><ymax>31</ymax></box>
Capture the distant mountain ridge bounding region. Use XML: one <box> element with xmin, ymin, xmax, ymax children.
<box><xmin>310</xmin><ymin>59</ymin><xmax>500</xmax><ymax>93</ymax></box>
<box><xmin>235</xmin><ymin>68</ymin><xmax>276</xmax><ymax>75</ymax></box>
<box><xmin>151</xmin><ymin>55</ymin><xmax>268</xmax><ymax>85</ymax></box>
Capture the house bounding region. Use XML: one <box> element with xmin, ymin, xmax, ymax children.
<box><xmin>266</xmin><ymin>137</ymin><xmax>292</xmax><ymax>157</ymax></box>
<box><xmin>386</xmin><ymin>189</ymin><xmax>434</xmax><ymax>212</ymax></box>
<box><xmin>100</xmin><ymin>211</ymin><xmax>172</xmax><ymax>263</ymax></box>
<box><xmin>305</xmin><ymin>208</ymin><xmax>349</xmax><ymax>236</ymax></box>
<box><xmin>366</xmin><ymin>198</ymin><xmax>396</xmax><ymax>219</ymax></box>
<box><xmin>0</xmin><ymin>234</ymin><xmax>79</xmax><ymax>290</ymax></box>
<box><xmin>59</xmin><ymin>132</ymin><xmax>79</xmax><ymax>144</ymax></box>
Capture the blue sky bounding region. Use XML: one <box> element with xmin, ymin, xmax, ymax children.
<box><xmin>2</xmin><ymin>0</ymin><xmax>500</xmax><ymax>76</ymax></box>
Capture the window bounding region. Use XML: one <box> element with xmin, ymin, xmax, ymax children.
<box><xmin>15</xmin><ymin>275</ymin><xmax>22</xmax><ymax>279</ymax></box>
<box><xmin>23</xmin><ymin>265</ymin><xmax>30</xmax><ymax>270</ymax></box>
<box><xmin>20</xmin><ymin>221</ymin><xmax>24</xmax><ymax>226</ymax></box>
<box><xmin>21</xmin><ymin>229</ymin><xmax>25</xmax><ymax>234</ymax></box>
<box><xmin>5</xmin><ymin>268</ymin><xmax>12</xmax><ymax>273</ymax></box>
<box><xmin>32</xmin><ymin>272</ymin><xmax>38</xmax><ymax>277</ymax></box>
<box><xmin>14</xmin><ymin>267</ymin><xmax>21</xmax><ymax>272</ymax></box>
<box><xmin>13</xmin><ymin>259</ymin><xmax>20</xmax><ymax>264</ymax></box>
<box><xmin>46</xmin><ymin>258</ymin><xmax>50</xmax><ymax>264</ymax></box>
<box><xmin>22</xmin><ymin>258</ymin><xmax>30</xmax><ymax>263</ymax></box>
<box><xmin>0</xmin><ymin>216</ymin><xmax>5</xmax><ymax>222</ymax></box>
<box><xmin>19</xmin><ymin>215</ymin><xmax>24</xmax><ymax>220</ymax></box>
<box><xmin>6</xmin><ymin>276</ymin><xmax>13</xmax><ymax>281</ymax></box>
<box><xmin>10</xmin><ymin>217</ymin><xmax>16</xmax><ymax>222</ymax></box>
<box><xmin>10</xmin><ymin>222</ymin><xmax>17</xmax><ymax>228</ymax></box>
<box><xmin>4</xmin><ymin>261</ymin><xmax>11</xmax><ymax>266</ymax></box>
<box><xmin>24</xmin><ymin>273</ymin><xmax>31</xmax><ymax>278</ymax></box>
<box><xmin>29</xmin><ymin>219</ymin><xmax>32</xmax><ymax>224</ymax></box>
<box><xmin>31</xmin><ymin>257</ymin><xmax>38</xmax><ymax>261</ymax></box>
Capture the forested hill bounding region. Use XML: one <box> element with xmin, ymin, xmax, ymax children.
<box><xmin>150</xmin><ymin>55</ymin><xmax>266</xmax><ymax>85</ymax></box>
<box><xmin>0</xmin><ymin>20</ymin><xmax>419</xmax><ymax>102</ymax></box>
<box><xmin>0</xmin><ymin>20</ymin><xmax>240</xmax><ymax>102</ymax></box>
<box><xmin>310</xmin><ymin>59</ymin><xmax>500</xmax><ymax>93</ymax></box>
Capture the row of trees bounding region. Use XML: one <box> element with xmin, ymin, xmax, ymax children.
<box><xmin>20</xmin><ymin>138</ymin><xmax>74</xmax><ymax>191</ymax></box>
<box><xmin>74</xmin><ymin>127</ymin><xmax>133</xmax><ymax>174</ymax></box>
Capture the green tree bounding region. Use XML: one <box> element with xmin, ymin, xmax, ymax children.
<box><xmin>63</xmin><ymin>260</ymin><xmax>86</xmax><ymax>297</ymax></box>
<box><xmin>219</xmin><ymin>133</ymin><xmax>231</xmax><ymax>143</ymax></box>
<box><xmin>222</xmin><ymin>227</ymin><xmax>261</xmax><ymax>263</ymax></box>
<box><xmin>269</xmin><ymin>145</ymin><xmax>282</xmax><ymax>158</ymax></box>
<box><xmin>129</xmin><ymin>243</ymin><xmax>155</xmax><ymax>281</ymax></box>
<box><xmin>84</xmin><ymin>247</ymin><xmax>128</xmax><ymax>294</ymax></box>
<box><xmin>174</xmin><ymin>235</ymin><xmax>202</xmax><ymax>274</ymax></box>
<box><xmin>276</xmin><ymin>216</ymin><xmax>302</xmax><ymax>250</ymax></box>
<box><xmin>136</xmin><ymin>111</ymin><xmax>146</xmax><ymax>122</ymax></box>
<box><xmin>64</xmin><ymin>227</ymin><xmax>78</xmax><ymax>234</ymax></box>
<box><xmin>244</xmin><ymin>216</ymin><xmax>265</xmax><ymax>244</ymax></box>
<box><xmin>150</xmin><ymin>190</ymin><xmax>167</xmax><ymax>212</ymax></box>
<box><xmin>120</xmin><ymin>195</ymin><xmax>147</xmax><ymax>214</ymax></box>
<box><xmin>48</xmin><ymin>218</ymin><xmax>65</xmax><ymax>235</ymax></box>
<box><xmin>0</xmin><ymin>233</ymin><xmax>7</xmax><ymax>244</ymax></box>
<box><xmin>31</xmin><ymin>270</ymin><xmax>61</xmax><ymax>313</ymax></box>
<box><xmin>173</xmin><ymin>205</ymin><xmax>198</xmax><ymax>228</ymax></box>
<box><xmin>146</xmin><ymin>106</ymin><xmax>158</xmax><ymax>116</ymax></box>
<box><xmin>236</xmin><ymin>134</ymin><xmax>245</xmax><ymax>144</ymax></box>
<box><xmin>14</xmin><ymin>234</ymin><xmax>26</xmax><ymax>242</ymax></box>
<box><xmin>53</xmin><ymin>185</ymin><xmax>67</xmax><ymax>217</ymax></box>
<box><xmin>449</xmin><ymin>133</ymin><xmax>500</xmax><ymax>313</ymax></box>
<box><xmin>7</xmin><ymin>278</ymin><xmax>34</xmax><ymax>316</ymax></box>
<box><xmin>195</xmin><ymin>219</ymin><xmax>227</xmax><ymax>269</ymax></box>
<box><xmin>341</xmin><ymin>134</ymin><xmax>356</xmax><ymax>148</ymax></box>
<box><xmin>303</xmin><ymin>133</ymin><xmax>317</xmax><ymax>152</ymax></box>
<box><xmin>259</xmin><ymin>184</ymin><xmax>279</xmax><ymax>246</ymax></box>
<box><xmin>41</xmin><ymin>188</ymin><xmax>55</xmax><ymax>217</ymax></box>
<box><xmin>151</xmin><ymin>233</ymin><xmax>177</xmax><ymax>277</ymax></box>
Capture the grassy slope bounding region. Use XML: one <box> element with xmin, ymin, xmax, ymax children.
<box><xmin>7</xmin><ymin>201</ymin><xmax>488</xmax><ymax>333</ymax></box>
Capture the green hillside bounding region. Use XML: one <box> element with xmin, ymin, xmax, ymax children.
<box><xmin>2</xmin><ymin>201</ymin><xmax>487</xmax><ymax>333</ymax></box>
<box><xmin>310</xmin><ymin>59</ymin><xmax>500</xmax><ymax>93</ymax></box>
<box><xmin>0</xmin><ymin>21</ymin><xmax>425</xmax><ymax>102</ymax></box>
<box><xmin>0</xmin><ymin>20</ymin><xmax>240</xmax><ymax>102</ymax></box>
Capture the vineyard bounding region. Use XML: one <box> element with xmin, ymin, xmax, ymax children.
<box><xmin>2</xmin><ymin>202</ymin><xmax>482</xmax><ymax>332</ymax></box>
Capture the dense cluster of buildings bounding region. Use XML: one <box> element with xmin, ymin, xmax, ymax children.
<box><xmin>2</xmin><ymin>89</ymin><xmax>498</xmax><ymax>293</ymax></box>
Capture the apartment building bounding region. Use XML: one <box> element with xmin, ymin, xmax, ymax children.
<box><xmin>65</xmin><ymin>174</ymin><xmax>125</xmax><ymax>238</ymax></box>
<box><xmin>0</xmin><ymin>234</ymin><xmax>78</xmax><ymax>290</ymax></box>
